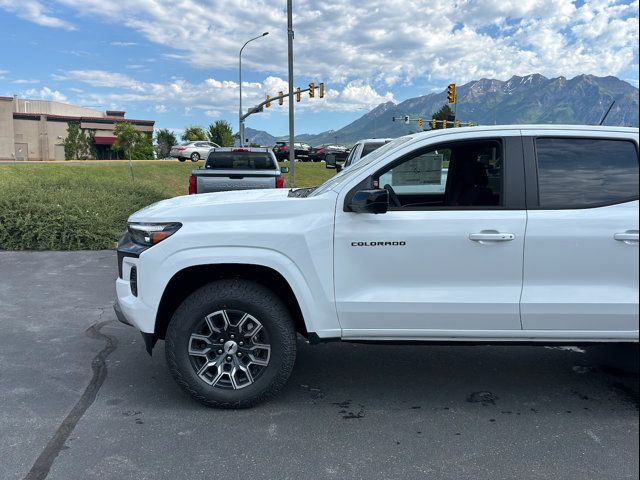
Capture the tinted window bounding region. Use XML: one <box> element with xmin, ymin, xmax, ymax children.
<box><xmin>205</xmin><ymin>152</ymin><xmax>275</xmax><ymax>170</ymax></box>
<box><xmin>361</xmin><ymin>142</ymin><xmax>385</xmax><ymax>158</ymax></box>
<box><xmin>536</xmin><ymin>138</ymin><xmax>639</xmax><ymax>208</ymax></box>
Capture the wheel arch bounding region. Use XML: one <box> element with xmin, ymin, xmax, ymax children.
<box><xmin>155</xmin><ymin>263</ymin><xmax>308</xmax><ymax>342</ymax></box>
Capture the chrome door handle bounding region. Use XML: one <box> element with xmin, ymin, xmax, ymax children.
<box><xmin>469</xmin><ymin>232</ymin><xmax>515</xmax><ymax>242</ymax></box>
<box><xmin>614</xmin><ymin>231</ymin><xmax>639</xmax><ymax>244</ymax></box>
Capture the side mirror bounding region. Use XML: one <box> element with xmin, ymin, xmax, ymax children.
<box><xmin>348</xmin><ymin>189</ymin><xmax>389</xmax><ymax>214</ymax></box>
<box><xmin>280</xmin><ymin>166</ymin><xmax>289</xmax><ymax>173</ymax></box>
<box><xmin>325</xmin><ymin>153</ymin><xmax>336</xmax><ymax>169</ymax></box>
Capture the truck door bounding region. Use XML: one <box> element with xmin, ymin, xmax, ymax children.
<box><xmin>334</xmin><ymin>134</ymin><xmax>527</xmax><ymax>339</ymax></box>
<box><xmin>520</xmin><ymin>135</ymin><xmax>639</xmax><ymax>333</ymax></box>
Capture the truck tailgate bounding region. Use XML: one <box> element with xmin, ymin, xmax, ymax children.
<box><xmin>194</xmin><ymin>169</ymin><xmax>277</xmax><ymax>192</ymax></box>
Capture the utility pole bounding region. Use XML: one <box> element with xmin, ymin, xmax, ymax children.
<box><xmin>287</xmin><ymin>0</ymin><xmax>296</xmax><ymax>186</ymax></box>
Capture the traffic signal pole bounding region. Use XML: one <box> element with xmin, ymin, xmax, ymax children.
<box><xmin>287</xmin><ymin>0</ymin><xmax>296</xmax><ymax>187</ymax></box>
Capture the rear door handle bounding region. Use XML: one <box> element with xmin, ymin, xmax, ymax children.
<box><xmin>614</xmin><ymin>231</ymin><xmax>639</xmax><ymax>244</ymax></box>
<box><xmin>469</xmin><ymin>232</ymin><xmax>515</xmax><ymax>242</ymax></box>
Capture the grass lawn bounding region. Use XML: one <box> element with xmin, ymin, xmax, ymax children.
<box><xmin>0</xmin><ymin>160</ymin><xmax>334</xmax><ymax>250</ymax></box>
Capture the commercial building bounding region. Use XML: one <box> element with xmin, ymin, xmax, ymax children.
<box><xmin>0</xmin><ymin>96</ymin><xmax>155</xmax><ymax>160</ymax></box>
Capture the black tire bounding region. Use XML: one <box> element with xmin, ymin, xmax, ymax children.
<box><xmin>190</xmin><ymin>152</ymin><xmax>200</xmax><ymax>162</ymax></box>
<box><xmin>178</xmin><ymin>158</ymin><xmax>186</xmax><ymax>162</ymax></box>
<box><xmin>165</xmin><ymin>279</ymin><xmax>297</xmax><ymax>408</ymax></box>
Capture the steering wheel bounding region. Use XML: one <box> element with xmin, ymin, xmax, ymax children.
<box><xmin>383</xmin><ymin>184</ymin><xmax>401</xmax><ymax>207</ymax></box>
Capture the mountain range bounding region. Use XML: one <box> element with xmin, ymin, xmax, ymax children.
<box><xmin>242</xmin><ymin>74</ymin><xmax>639</xmax><ymax>146</ymax></box>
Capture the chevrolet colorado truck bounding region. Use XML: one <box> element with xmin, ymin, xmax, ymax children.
<box><xmin>115</xmin><ymin>125</ymin><xmax>639</xmax><ymax>408</ymax></box>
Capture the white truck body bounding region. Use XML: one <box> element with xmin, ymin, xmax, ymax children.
<box><xmin>117</xmin><ymin>125</ymin><xmax>639</xmax><ymax>345</ymax></box>
<box><xmin>115</xmin><ymin>125</ymin><xmax>639</xmax><ymax>406</ymax></box>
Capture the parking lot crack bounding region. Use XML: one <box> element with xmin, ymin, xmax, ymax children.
<box><xmin>23</xmin><ymin>319</ymin><xmax>118</xmax><ymax>480</ymax></box>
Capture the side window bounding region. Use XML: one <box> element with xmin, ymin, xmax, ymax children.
<box><xmin>344</xmin><ymin>146</ymin><xmax>358</xmax><ymax>167</ymax></box>
<box><xmin>375</xmin><ymin>139</ymin><xmax>503</xmax><ymax>208</ymax></box>
<box><xmin>536</xmin><ymin>138</ymin><xmax>639</xmax><ymax>208</ymax></box>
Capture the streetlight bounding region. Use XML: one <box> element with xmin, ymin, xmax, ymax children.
<box><xmin>239</xmin><ymin>32</ymin><xmax>268</xmax><ymax>146</ymax></box>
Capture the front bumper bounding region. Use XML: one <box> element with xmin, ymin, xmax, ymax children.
<box><xmin>113</xmin><ymin>299</ymin><xmax>158</xmax><ymax>355</ymax></box>
<box><xmin>115</xmin><ymin>231</ymin><xmax>159</xmax><ymax>354</ymax></box>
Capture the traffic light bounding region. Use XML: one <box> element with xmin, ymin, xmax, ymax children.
<box><xmin>266</xmin><ymin>95</ymin><xmax>271</xmax><ymax>108</ymax></box>
<box><xmin>467</xmin><ymin>121</ymin><xmax>472</xmax><ymax>127</ymax></box>
<box><xmin>455</xmin><ymin>120</ymin><xmax>460</xmax><ymax>128</ymax></box>
<box><xmin>442</xmin><ymin>119</ymin><xmax>447</xmax><ymax>129</ymax></box>
<box><xmin>319</xmin><ymin>82</ymin><xmax>325</xmax><ymax>98</ymax></box>
<box><xmin>447</xmin><ymin>83</ymin><xmax>456</xmax><ymax>104</ymax></box>
<box><xmin>278</xmin><ymin>91</ymin><xmax>284</xmax><ymax>106</ymax></box>
<box><xmin>296</xmin><ymin>87</ymin><xmax>301</xmax><ymax>102</ymax></box>
<box><xmin>417</xmin><ymin>117</ymin><xmax>423</xmax><ymax>129</ymax></box>
<box><xmin>432</xmin><ymin>118</ymin><xmax>437</xmax><ymax>129</ymax></box>
<box><xmin>309</xmin><ymin>82</ymin><xmax>315</xmax><ymax>98</ymax></box>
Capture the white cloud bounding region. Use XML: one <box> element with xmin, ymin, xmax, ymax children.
<box><xmin>56</xmin><ymin>70</ymin><xmax>142</xmax><ymax>89</ymax></box>
<box><xmin>0</xmin><ymin>0</ymin><xmax>74</xmax><ymax>30</ymax></box>
<box><xmin>13</xmin><ymin>79</ymin><xmax>40</xmax><ymax>84</ymax></box>
<box><xmin>110</xmin><ymin>41</ymin><xmax>137</xmax><ymax>47</ymax></box>
<box><xmin>57</xmin><ymin>69</ymin><xmax>395</xmax><ymax>115</ymax></box>
<box><xmin>43</xmin><ymin>0</ymin><xmax>638</xmax><ymax>87</ymax></box>
<box><xmin>24</xmin><ymin>86</ymin><xmax>68</xmax><ymax>102</ymax></box>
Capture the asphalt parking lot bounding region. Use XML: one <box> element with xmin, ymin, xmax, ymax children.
<box><xmin>0</xmin><ymin>251</ymin><xmax>638</xmax><ymax>480</ymax></box>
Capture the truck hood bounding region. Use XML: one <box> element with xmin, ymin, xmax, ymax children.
<box><xmin>129</xmin><ymin>188</ymin><xmax>328</xmax><ymax>222</ymax></box>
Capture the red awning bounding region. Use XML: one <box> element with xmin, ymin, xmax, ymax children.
<box><xmin>94</xmin><ymin>136</ymin><xmax>116</xmax><ymax>145</ymax></box>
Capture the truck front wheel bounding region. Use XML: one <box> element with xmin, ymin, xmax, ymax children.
<box><xmin>165</xmin><ymin>279</ymin><xmax>297</xmax><ymax>408</ymax></box>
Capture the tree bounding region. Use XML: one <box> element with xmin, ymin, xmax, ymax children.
<box><xmin>112</xmin><ymin>123</ymin><xmax>154</xmax><ymax>160</ymax></box>
<box><xmin>432</xmin><ymin>104</ymin><xmax>454</xmax><ymax>121</ymax></box>
<box><xmin>63</xmin><ymin>122</ymin><xmax>95</xmax><ymax>160</ymax></box>
<box><xmin>155</xmin><ymin>128</ymin><xmax>177</xmax><ymax>158</ymax></box>
<box><xmin>133</xmin><ymin>132</ymin><xmax>155</xmax><ymax>159</ymax></box>
<box><xmin>207</xmin><ymin>120</ymin><xmax>235</xmax><ymax>147</ymax></box>
<box><xmin>181</xmin><ymin>125</ymin><xmax>207</xmax><ymax>141</ymax></box>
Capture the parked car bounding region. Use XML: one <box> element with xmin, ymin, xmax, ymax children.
<box><xmin>188</xmin><ymin>147</ymin><xmax>288</xmax><ymax>194</ymax></box>
<box><xmin>272</xmin><ymin>141</ymin><xmax>287</xmax><ymax>160</ymax></box>
<box><xmin>340</xmin><ymin>138</ymin><xmax>394</xmax><ymax>170</ymax></box>
<box><xmin>309</xmin><ymin>144</ymin><xmax>350</xmax><ymax>162</ymax></box>
<box><xmin>170</xmin><ymin>141</ymin><xmax>220</xmax><ymax>162</ymax></box>
<box><xmin>115</xmin><ymin>125</ymin><xmax>639</xmax><ymax>408</ymax></box>
<box><xmin>273</xmin><ymin>142</ymin><xmax>311</xmax><ymax>161</ymax></box>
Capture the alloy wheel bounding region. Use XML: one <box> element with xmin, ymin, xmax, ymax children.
<box><xmin>187</xmin><ymin>309</ymin><xmax>271</xmax><ymax>390</ymax></box>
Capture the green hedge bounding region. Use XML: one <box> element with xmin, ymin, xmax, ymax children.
<box><xmin>0</xmin><ymin>162</ymin><xmax>333</xmax><ymax>250</ymax></box>
<box><xmin>0</xmin><ymin>164</ymin><xmax>190</xmax><ymax>250</ymax></box>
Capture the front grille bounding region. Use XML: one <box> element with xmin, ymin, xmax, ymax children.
<box><xmin>129</xmin><ymin>266</ymin><xmax>138</xmax><ymax>297</ymax></box>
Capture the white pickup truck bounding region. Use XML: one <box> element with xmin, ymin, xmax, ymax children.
<box><xmin>115</xmin><ymin>125</ymin><xmax>639</xmax><ymax>408</ymax></box>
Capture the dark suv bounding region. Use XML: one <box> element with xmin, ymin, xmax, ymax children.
<box><xmin>273</xmin><ymin>142</ymin><xmax>311</xmax><ymax>161</ymax></box>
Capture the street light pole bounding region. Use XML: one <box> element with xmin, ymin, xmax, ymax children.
<box><xmin>239</xmin><ymin>32</ymin><xmax>268</xmax><ymax>147</ymax></box>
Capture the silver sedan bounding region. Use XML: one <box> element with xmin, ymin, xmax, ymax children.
<box><xmin>170</xmin><ymin>141</ymin><xmax>220</xmax><ymax>162</ymax></box>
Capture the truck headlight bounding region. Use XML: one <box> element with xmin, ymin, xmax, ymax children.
<box><xmin>127</xmin><ymin>222</ymin><xmax>182</xmax><ymax>247</ymax></box>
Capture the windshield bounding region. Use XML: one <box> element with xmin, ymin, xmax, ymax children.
<box><xmin>309</xmin><ymin>136</ymin><xmax>412</xmax><ymax>196</ymax></box>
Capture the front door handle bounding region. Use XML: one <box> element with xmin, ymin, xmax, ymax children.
<box><xmin>469</xmin><ymin>232</ymin><xmax>515</xmax><ymax>242</ymax></box>
<box><xmin>614</xmin><ymin>231</ymin><xmax>639</xmax><ymax>244</ymax></box>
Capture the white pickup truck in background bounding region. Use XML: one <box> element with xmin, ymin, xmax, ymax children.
<box><xmin>188</xmin><ymin>147</ymin><xmax>288</xmax><ymax>194</ymax></box>
<box><xmin>115</xmin><ymin>125</ymin><xmax>639</xmax><ymax>408</ymax></box>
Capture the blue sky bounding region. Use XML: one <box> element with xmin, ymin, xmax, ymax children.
<box><xmin>0</xmin><ymin>0</ymin><xmax>638</xmax><ymax>137</ymax></box>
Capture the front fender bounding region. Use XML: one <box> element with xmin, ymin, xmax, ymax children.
<box><xmin>136</xmin><ymin>245</ymin><xmax>341</xmax><ymax>338</ymax></box>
